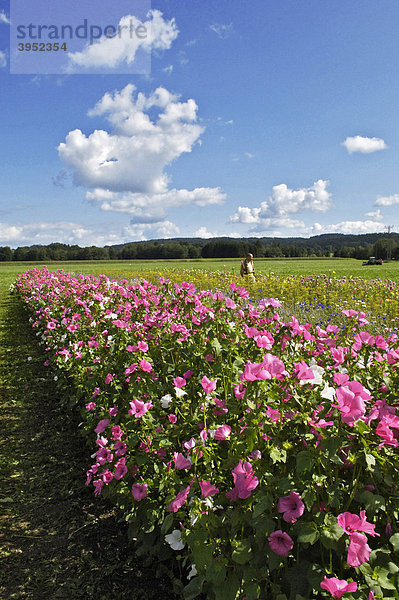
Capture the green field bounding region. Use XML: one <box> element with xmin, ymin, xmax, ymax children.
<box><xmin>1</xmin><ymin>257</ymin><xmax>399</xmax><ymax>285</ymax></box>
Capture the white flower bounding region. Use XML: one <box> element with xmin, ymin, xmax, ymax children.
<box><xmin>160</xmin><ymin>394</ymin><xmax>172</xmax><ymax>409</ymax></box>
<box><xmin>27</xmin><ymin>356</ymin><xmax>32</xmax><ymax>361</ymax></box>
<box><xmin>165</xmin><ymin>529</ymin><xmax>185</xmax><ymax>550</ymax></box>
<box><xmin>175</xmin><ymin>387</ymin><xmax>187</xmax><ymax>398</ymax></box>
<box><xmin>187</xmin><ymin>564</ymin><xmax>197</xmax><ymax>580</ymax></box>
<box><xmin>320</xmin><ymin>383</ymin><xmax>335</xmax><ymax>401</ymax></box>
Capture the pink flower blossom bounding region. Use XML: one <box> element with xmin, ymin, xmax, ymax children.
<box><xmin>320</xmin><ymin>577</ymin><xmax>358</xmax><ymax>598</ymax></box>
<box><xmin>140</xmin><ymin>359</ymin><xmax>152</xmax><ymax>372</ymax></box>
<box><xmin>199</xmin><ymin>480</ymin><xmax>219</xmax><ymax>498</ymax></box>
<box><xmin>105</xmin><ymin>373</ymin><xmax>115</xmax><ymax>384</ymax></box>
<box><xmin>226</xmin><ymin>460</ymin><xmax>258</xmax><ymax>501</ymax></box>
<box><xmin>131</xmin><ymin>483</ymin><xmax>148</xmax><ymax>500</ymax></box>
<box><xmin>168</xmin><ymin>485</ymin><xmax>191</xmax><ymax>512</ymax></box>
<box><xmin>183</xmin><ymin>369</ymin><xmax>194</xmax><ymax>379</ymax></box>
<box><xmin>125</xmin><ymin>363</ymin><xmax>137</xmax><ymax>375</ymax></box>
<box><xmin>278</xmin><ymin>491</ymin><xmax>305</xmax><ymax>523</ymax></box>
<box><xmin>86</xmin><ymin>402</ymin><xmax>96</xmax><ymax>411</ymax></box>
<box><xmin>337</xmin><ymin>510</ymin><xmax>379</xmax><ymax>537</ymax></box>
<box><xmin>201</xmin><ymin>376</ymin><xmax>217</xmax><ymax>394</ymax></box>
<box><xmin>92</xmin><ymin>387</ymin><xmax>100</xmax><ymax>397</ymax></box>
<box><xmin>173</xmin><ymin>452</ymin><xmax>191</xmax><ymax>470</ymax></box>
<box><xmin>268</xmin><ymin>530</ymin><xmax>293</xmax><ymax>556</ymax></box>
<box><xmin>114</xmin><ymin>459</ymin><xmax>128</xmax><ymax>480</ymax></box>
<box><xmin>173</xmin><ymin>376</ymin><xmax>186</xmax><ymax>388</ymax></box>
<box><xmin>347</xmin><ymin>532</ymin><xmax>371</xmax><ymax>566</ymax></box>
<box><xmin>94</xmin><ymin>418</ymin><xmax>110</xmax><ymax>434</ymax></box>
<box><xmin>128</xmin><ymin>398</ymin><xmax>152</xmax><ymax>418</ymax></box>
<box><xmin>334</xmin><ymin>381</ymin><xmax>370</xmax><ymax>426</ymax></box>
<box><xmin>138</xmin><ymin>341</ymin><xmax>148</xmax><ymax>352</ymax></box>
<box><xmin>214</xmin><ymin>424</ymin><xmax>231</xmax><ymax>441</ymax></box>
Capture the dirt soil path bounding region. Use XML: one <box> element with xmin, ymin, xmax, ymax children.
<box><xmin>0</xmin><ymin>289</ymin><xmax>178</xmax><ymax>599</ymax></box>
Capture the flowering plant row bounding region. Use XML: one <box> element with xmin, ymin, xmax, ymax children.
<box><xmin>14</xmin><ymin>267</ymin><xmax>399</xmax><ymax>600</ymax></box>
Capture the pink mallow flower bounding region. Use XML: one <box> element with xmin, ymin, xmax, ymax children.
<box><xmin>320</xmin><ymin>577</ymin><xmax>357</xmax><ymax>599</ymax></box>
<box><xmin>268</xmin><ymin>530</ymin><xmax>294</xmax><ymax>556</ymax></box>
<box><xmin>94</xmin><ymin>419</ymin><xmax>110</xmax><ymax>434</ymax></box>
<box><xmin>140</xmin><ymin>359</ymin><xmax>152</xmax><ymax>372</ymax></box>
<box><xmin>173</xmin><ymin>376</ymin><xmax>186</xmax><ymax>388</ymax></box>
<box><xmin>173</xmin><ymin>452</ymin><xmax>191</xmax><ymax>470</ymax></box>
<box><xmin>347</xmin><ymin>532</ymin><xmax>371</xmax><ymax>566</ymax></box>
<box><xmin>334</xmin><ymin>381</ymin><xmax>370</xmax><ymax>426</ymax></box>
<box><xmin>278</xmin><ymin>491</ymin><xmax>305</xmax><ymax>523</ymax></box>
<box><xmin>128</xmin><ymin>398</ymin><xmax>153</xmax><ymax>418</ymax></box>
<box><xmin>201</xmin><ymin>376</ymin><xmax>217</xmax><ymax>394</ymax></box>
<box><xmin>168</xmin><ymin>485</ymin><xmax>191</xmax><ymax>512</ymax></box>
<box><xmin>199</xmin><ymin>480</ymin><xmax>220</xmax><ymax>498</ymax></box>
<box><xmin>214</xmin><ymin>424</ymin><xmax>231</xmax><ymax>441</ymax></box>
<box><xmin>337</xmin><ymin>510</ymin><xmax>379</xmax><ymax>537</ymax></box>
<box><xmin>226</xmin><ymin>460</ymin><xmax>259</xmax><ymax>501</ymax></box>
<box><xmin>131</xmin><ymin>483</ymin><xmax>148</xmax><ymax>500</ymax></box>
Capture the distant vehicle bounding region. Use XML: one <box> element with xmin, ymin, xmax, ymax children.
<box><xmin>362</xmin><ymin>256</ymin><xmax>383</xmax><ymax>265</ymax></box>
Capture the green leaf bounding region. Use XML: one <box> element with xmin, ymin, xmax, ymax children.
<box><xmin>214</xmin><ymin>574</ymin><xmax>241</xmax><ymax>600</ymax></box>
<box><xmin>296</xmin><ymin>451</ymin><xmax>313</xmax><ymax>475</ymax></box>
<box><xmin>374</xmin><ymin>566</ymin><xmax>396</xmax><ymax>590</ymax></box>
<box><xmin>253</xmin><ymin>495</ymin><xmax>273</xmax><ymax>518</ymax></box>
<box><xmin>364</xmin><ymin>452</ymin><xmax>376</xmax><ymax>471</ymax></box>
<box><xmin>161</xmin><ymin>513</ymin><xmax>173</xmax><ymax>533</ymax></box>
<box><xmin>232</xmin><ymin>539</ymin><xmax>253</xmax><ymax>564</ymax></box>
<box><xmin>358</xmin><ymin>490</ymin><xmax>386</xmax><ymax>514</ymax></box>
<box><xmin>269</xmin><ymin>447</ymin><xmax>287</xmax><ymax>464</ymax></box>
<box><xmin>320</xmin><ymin>521</ymin><xmax>344</xmax><ymax>549</ymax></box>
<box><xmin>211</xmin><ymin>338</ymin><xmax>222</xmax><ymax>356</ymax></box>
<box><xmin>390</xmin><ymin>533</ymin><xmax>399</xmax><ymax>552</ymax></box>
<box><xmin>296</xmin><ymin>522</ymin><xmax>320</xmax><ymax>545</ymax></box>
<box><xmin>183</xmin><ymin>577</ymin><xmax>203</xmax><ymax>600</ymax></box>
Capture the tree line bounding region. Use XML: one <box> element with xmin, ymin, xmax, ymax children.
<box><xmin>1</xmin><ymin>235</ymin><xmax>399</xmax><ymax>262</ymax></box>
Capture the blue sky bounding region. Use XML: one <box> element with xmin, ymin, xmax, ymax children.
<box><xmin>1</xmin><ymin>0</ymin><xmax>399</xmax><ymax>247</ymax></box>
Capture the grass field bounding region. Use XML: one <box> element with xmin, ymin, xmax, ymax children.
<box><xmin>1</xmin><ymin>257</ymin><xmax>399</xmax><ymax>283</ymax></box>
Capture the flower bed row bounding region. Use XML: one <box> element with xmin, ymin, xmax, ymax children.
<box><xmin>14</xmin><ymin>267</ymin><xmax>399</xmax><ymax>600</ymax></box>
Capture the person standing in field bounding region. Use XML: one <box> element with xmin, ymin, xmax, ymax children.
<box><xmin>240</xmin><ymin>253</ymin><xmax>256</xmax><ymax>282</ymax></box>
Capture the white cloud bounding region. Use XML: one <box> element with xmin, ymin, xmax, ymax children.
<box><xmin>342</xmin><ymin>135</ymin><xmax>387</xmax><ymax>154</ymax></box>
<box><xmin>194</xmin><ymin>226</ymin><xmax>218</xmax><ymax>238</ymax></box>
<box><xmin>163</xmin><ymin>64</ymin><xmax>173</xmax><ymax>74</ymax></box>
<box><xmin>245</xmin><ymin>152</ymin><xmax>254</xmax><ymax>158</ymax></box>
<box><xmin>0</xmin><ymin>219</ymin><xmax>181</xmax><ymax>247</ymax></box>
<box><xmin>375</xmin><ymin>193</ymin><xmax>399</xmax><ymax>207</ymax></box>
<box><xmin>310</xmin><ymin>220</ymin><xmax>385</xmax><ymax>235</ymax></box>
<box><xmin>0</xmin><ymin>50</ymin><xmax>7</xmax><ymax>68</ymax></box>
<box><xmin>58</xmin><ymin>84</ymin><xmax>225</xmax><ymax>224</ymax></box>
<box><xmin>0</xmin><ymin>10</ymin><xmax>10</xmax><ymax>24</ymax></box>
<box><xmin>210</xmin><ymin>23</ymin><xmax>234</xmax><ymax>39</ymax></box>
<box><xmin>365</xmin><ymin>208</ymin><xmax>383</xmax><ymax>220</ymax></box>
<box><xmin>86</xmin><ymin>187</ymin><xmax>225</xmax><ymax>221</ymax></box>
<box><xmin>230</xmin><ymin>180</ymin><xmax>331</xmax><ymax>232</ymax></box>
<box><xmin>67</xmin><ymin>10</ymin><xmax>178</xmax><ymax>71</ymax></box>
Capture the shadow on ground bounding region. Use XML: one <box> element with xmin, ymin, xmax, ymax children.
<box><xmin>0</xmin><ymin>291</ymin><xmax>180</xmax><ymax>600</ymax></box>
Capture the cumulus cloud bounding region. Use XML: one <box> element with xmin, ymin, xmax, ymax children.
<box><xmin>310</xmin><ymin>220</ymin><xmax>385</xmax><ymax>235</ymax></box>
<box><xmin>365</xmin><ymin>208</ymin><xmax>383</xmax><ymax>220</ymax></box>
<box><xmin>86</xmin><ymin>187</ymin><xmax>225</xmax><ymax>221</ymax></box>
<box><xmin>375</xmin><ymin>193</ymin><xmax>399</xmax><ymax>207</ymax></box>
<box><xmin>194</xmin><ymin>226</ymin><xmax>218</xmax><ymax>238</ymax></box>
<box><xmin>0</xmin><ymin>50</ymin><xmax>7</xmax><ymax>67</ymax></box>
<box><xmin>58</xmin><ymin>84</ymin><xmax>225</xmax><ymax>225</ymax></box>
<box><xmin>0</xmin><ymin>10</ymin><xmax>10</xmax><ymax>24</ymax></box>
<box><xmin>230</xmin><ymin>180</ymin><xmax>331</xmax><ymax>232</ymax></box>
<box><xmin>342</xmin><ymin>135</ymin><xmax>387</xmax><ymax>154</ymax></box>
<box><xmin>210</xmin><ymin>23</ymin><xmax>234</xmax><ymax>39</ymax></box>
<box><xmin>163</xmin><ymin>64</ymin><xmax>173</xmax><ymax>74</ymax></box>
<box><xmin>0</xmin><ymin>219</ymin><xmax>182</xmax><ymax>247</ymax></box>
<box><xmin>67</xmin><ymin>10</ymin><xmax>178</xmax><ymax>71</ymax></box>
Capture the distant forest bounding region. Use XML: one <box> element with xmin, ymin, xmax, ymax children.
<box><xmin>1</xmin><ymin>232</ymin><xmax>399</xmax><ymax>262</ymax></box>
